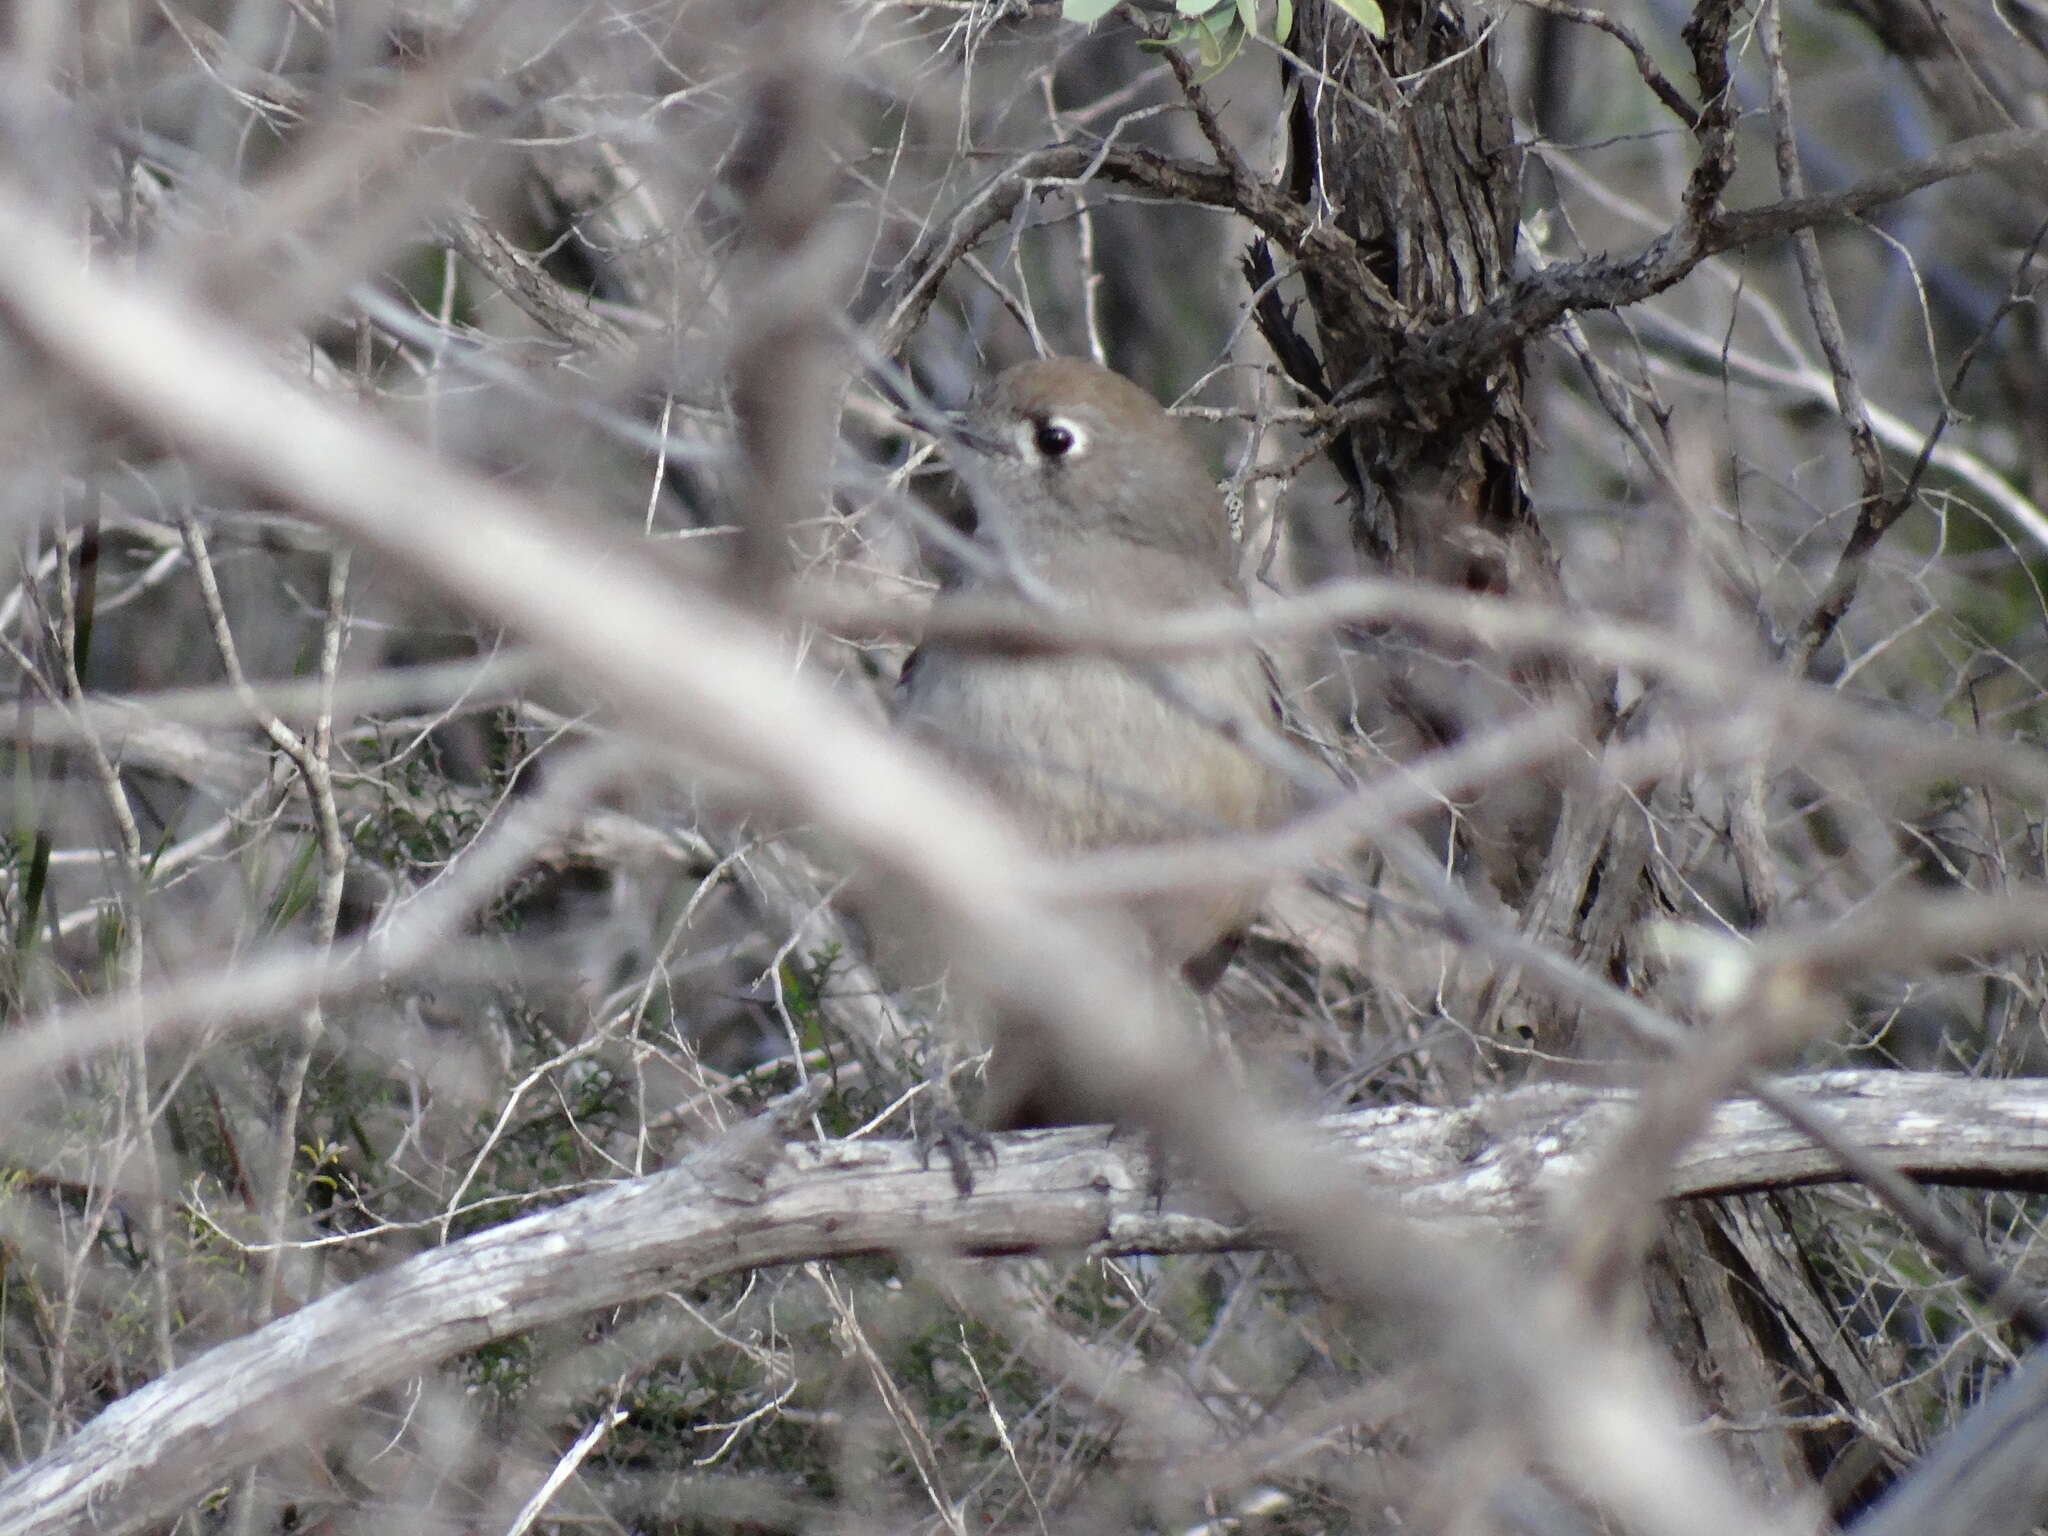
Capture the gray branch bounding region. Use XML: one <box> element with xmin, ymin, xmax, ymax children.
<box><xmin>1</xmin><ymin>1069</ymin><xmax>2044</xmax><ymax>1536</ymax></box>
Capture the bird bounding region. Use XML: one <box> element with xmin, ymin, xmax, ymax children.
<box><xmin>895</xmin><ymin>357</ymin><xmax>1302</xmax><ymax>1131</ymax></box>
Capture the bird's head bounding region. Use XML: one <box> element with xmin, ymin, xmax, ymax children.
<box><xmin>945</xmin><ymin>357</ymin><xmax>1234</xmax><ymax>573</ymax></box>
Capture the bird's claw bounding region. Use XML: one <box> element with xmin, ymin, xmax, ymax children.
<box><xmin>919</xmin><ymin>1108</ymin><xmax>997</xmax><ymax>1197</ymax></box>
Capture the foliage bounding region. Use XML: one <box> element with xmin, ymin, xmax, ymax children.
<box><xmin>1065</xmin><ymin>0</ymin><xmax>1384</xmax><ymax>78</ymax></box>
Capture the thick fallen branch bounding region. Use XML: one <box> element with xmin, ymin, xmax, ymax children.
<box><xmin>0</xmin><ymin>1069</ymin><xmax>2042</xmax><ymax>1536</ymax></box>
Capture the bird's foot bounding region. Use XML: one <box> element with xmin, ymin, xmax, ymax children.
<box><xmin>919</xmin><ymin>1106</ymin><xmax>997</xmax><ymax>1198</ymax></box>
<box><xmin>1106</xmin><ymin>1121</ymin><xmax>1170</xmax><ymax>1207</ymax></box>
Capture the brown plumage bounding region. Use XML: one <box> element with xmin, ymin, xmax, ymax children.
<box><xmin>897</xmin><ymin>358</ymin><xmax>1299</xmax><ymax>1129</ymax></box>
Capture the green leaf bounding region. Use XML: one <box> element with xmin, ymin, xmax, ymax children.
<box><xmin>1062</xmin><ymin>0</ymin><xmax>1119</xmax><ymax>21</ymax></box>
<box><xmin>1237</xmin><ymin>0</ymin><xmax>1258</xmax><ymax>32</ymax></box>
<box><xmin>1177</xmin><ymin>0</ymin><xmax>1230</xmax><ymax>14</ymax></box>
<box><xmin>1329</xmin><ymin>0</ymin><xmax>1386</xmax><ymax>35</ymax></box>
<box><xmin>1190</xmin><ymin>9</ymin><xmax>1247</xmax><ymax>75</ymax></box>
<box><xmin>1275</xmin><ymin>0</ymin><xmax>1294</xmax><ymax>40</ymax></box>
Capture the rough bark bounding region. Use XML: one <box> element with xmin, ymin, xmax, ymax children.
<box><xmin>1</xmin><ymin>1069</ymin><xmax>2044</xmax><ymax>1536</ymax></box>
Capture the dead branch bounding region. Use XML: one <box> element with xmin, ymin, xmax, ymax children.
<box><xmin>0</xmin><ymin>1069</ymin><xmax>2042</xmax><ymax>1536</ymax></box>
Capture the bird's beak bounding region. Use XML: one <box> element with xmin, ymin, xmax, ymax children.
<box><xmin>883</xmin><ymin>401</ymin><xmax>1010</xmax><ymax>460</ymax></box>
<box><xmin>943</xmin><ymin>413</ymin><xmax>1013</xmax><ymax>460</ymax></box>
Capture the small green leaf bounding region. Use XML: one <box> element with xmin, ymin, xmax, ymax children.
<box><xmin>1275</xmin><ymin>0</ymin><xmax>1294</xmax><ymax>40</ymax></box>
<box><xmin>1329</xmin><ymin>0</ymin><xmax>1386</xmax><ymax>35</ymax></box>
<box><xmin>1190</xmin><ymin>9</ymin><xmax>1247</xmax><ymax>74</ymax></box>
<box><xmin>1062</xmin><ymin>0</ymin><xmax>1119</xmax><ymax>21</ymax></box>
<box><xmin>1237</xmin><ymin>0</ymin><xmax>1258</xmax><ymax>32</ymax></box>
<box><xmin>1177</xmin><ymin>0</ymin><xmax>1229</xmax><ymax>14</ymax></box>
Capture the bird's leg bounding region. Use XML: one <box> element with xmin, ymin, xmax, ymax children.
<box><xmin>1109</xmin><ymin>1120</ymin><xmax>1171</xmax><ymax>1208</ymax></box>
<box><xmin>916</xmin><ymin>1045</ymin><xmax>998</xmax><ymax>1198</ymax></box>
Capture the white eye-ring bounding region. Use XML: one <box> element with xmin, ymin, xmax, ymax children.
<box><xmin>1023</xmin><ymin>415</ymin><xmax>1087</xmax><ymax>461</ymax></box>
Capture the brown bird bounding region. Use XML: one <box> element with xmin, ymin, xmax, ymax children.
<box><xmin>896</xmin><ymin>357</ymin><xmax>1301</xmax><ymax>1130</ymax></box>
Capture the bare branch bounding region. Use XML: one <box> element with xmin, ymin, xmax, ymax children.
<box><xmin>0</xmin><ymin>1069</ymin><xmax>2043</xmax><ymax>1536</ymax></box>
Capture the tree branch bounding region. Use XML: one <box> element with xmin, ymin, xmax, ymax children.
<box><xmin>1421</xmin><ymin>125</ymin><xmax>2048</xmax><ymax>393</ymax></box>
<box><xmin>1</xmin><ymin>1070</ymin><xmax>2045</xmax><ymax>1536</ymax></box>
<box><xmin>878</xmin><ymin>122</ymin><xmax>2048</xmax><ymax>438</ymax></box>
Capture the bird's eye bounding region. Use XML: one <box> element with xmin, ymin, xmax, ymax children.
<box><xmin>1032</xmin><ymin>420</ymin><xmax>1079</xmax><ymax>458</ymax></box>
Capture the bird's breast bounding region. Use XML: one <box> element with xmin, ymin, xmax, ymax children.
<box><xmin>897</xmin><ymin>648</ymin><xmax>1287</xmax><ymax>854</ymax></box>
